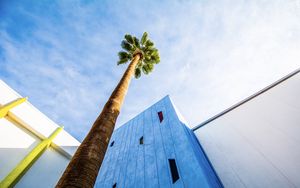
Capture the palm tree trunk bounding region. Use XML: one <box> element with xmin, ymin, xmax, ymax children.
<box><xmin>56</xmin><ymin>54</ymin><xmax>141</xmax><ymax>188</ymax></box>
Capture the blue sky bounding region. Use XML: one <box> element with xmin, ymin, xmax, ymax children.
<box><xmin>1</xmin><ymin>0</ymin><xmax>300</xmax><ymax>141</ymax></box>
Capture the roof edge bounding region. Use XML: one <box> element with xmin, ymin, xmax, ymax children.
<box><xmin>115</xmin><ymin>95</ymin><xmax>170</xmax><ymax>131</ymax></box>
<box><xmin>192</xmin><ymin>68</ymin><xmax>300</xmax><ymax>131</ymax></box>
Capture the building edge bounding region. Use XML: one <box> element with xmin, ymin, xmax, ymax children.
<box><xmin>192</xmin><ymin>68</ymin><xmax>300</xmax><ymax>131</ymax></box>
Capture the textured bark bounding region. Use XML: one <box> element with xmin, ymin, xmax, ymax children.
<box><xmin>56</xmin><ymin>54</ymin><xmax>141</xmax><ymax>188</ymax></box>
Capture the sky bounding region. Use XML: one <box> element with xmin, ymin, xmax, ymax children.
<box><xmin>0</xmin><ymin>0</ymin><xmax>300</xmax><ymax>141</ymax></box>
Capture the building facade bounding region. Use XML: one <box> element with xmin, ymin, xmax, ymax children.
<box><xmin>97</xmin><ymin>69</ymin><xmax>300</xmax><ymax>188</ymax></box>
<box><xmin>96</xmin><ymin>96</ymin><xmax>223</xmax><ymax>188</ymax></box>
<box><xmin>1</xmin><ymin>68</ymin><xmax>300</xmax><ymax>188</ymax></box>
<box><xmin>0</xmin><ymin>80</ymin><xmax>80</xmax><ymax>188</ymax></box>
<box><xmin>194</xmin><ymin>69</ymin><xmax>300</xmax><ymax>188</ymax></box>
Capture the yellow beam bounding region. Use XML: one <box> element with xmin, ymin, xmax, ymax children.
<box><xmin>0</xmin><ymin>97</ymin><xmax>28</xmax><ymax>118</ymax></box>
<box><xmin>0</xmin><ymin>127</ymin><xmax>63</xmax><ymax>188</ymax></box>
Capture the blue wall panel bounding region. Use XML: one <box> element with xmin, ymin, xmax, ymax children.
<box><xmin>117</xmin><ymin>119</ymin><xmax>135</xmax><ymax>187</ymax></box>
<box><xmin>124</xmin><ymin>115</ymin><xmax>139</xmax><ymax>188</ymax></box>
<box><xmin>151</xmin><ymin>104</ymin><xmax>172</xmax><ymax>187</ymax></box>
<box><xmin>157</xmin><ymin>98</ymin><xmax>184</xmax><ymax>188</ymax></box>
<box><xmin>164</xmin><ymin>98</ymin><xmax>211</xmax><ymax>188</ymax></box>
<box><xmin>144</xmin><ymin>109</ymin><xmax>160</xmax><ymax>188</ymax></box>
<box><xmin>134</xmin><ymin>114</ymin><xmax>145</xmax><ymax>188</ymax></box>
<box><xmin>95</xmin><ymin>96</ymin><xmax>223</xmax><ymax>188</ymax></box>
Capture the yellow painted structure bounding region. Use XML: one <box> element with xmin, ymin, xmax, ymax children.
<box><xmin>0</xmin><ymin>97</ymin><xmax>27</xmax><ymax>118</ymax></box>
<box><xmin>0</xmin><ymin>127</ymin><xmax>63</xmax><ymax>188</ymax></box>
<box><xmin>0</xmin><ymin>80</ymin><xmax>80</xmax><ymax>187</ymax></box>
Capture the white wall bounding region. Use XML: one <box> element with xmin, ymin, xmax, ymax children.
<box><xmin>15</xmin><ymin>147</ymin><xmax>70</xmax><ymax>188</ymax></box>
<box><xmin>0</xmin><ymin>116</ymin><xmax>71</xmax><ymax>187</ymax></box>
<box><xmin>194</xmin><ymin>71</ymin><xmax>300</xmax><ymax>188</ymax></box>
<box><xmin>0</xmin><ymin>118</ymin><xmax>40</xmax><ymax>181</ymax></box>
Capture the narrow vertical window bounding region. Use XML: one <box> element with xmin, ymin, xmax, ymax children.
<box><xmin>112</xmin><ymin>183</ymin><xmax>117</xmax><ymax>188</ymax></box>
<box><xmin>110</xmin><ymin>141</ymin><xmax>115</xmax><ymax>147</ymax></box>
<box><xmin>139</xmin><ymin>136</ymin><xmax>144</xmax><ymax>145</ymax></box>
<box><xmin>158</xmin><ymin>111</ymin><xmax>163</xmax><ymax>122</ymax></box>
<box><xmin>168</xmin><ymin>159</ymin><xmax>180</xmax><ymax>183</ymax></box>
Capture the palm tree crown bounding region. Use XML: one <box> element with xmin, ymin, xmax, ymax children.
<box><xmin>117</xmin><ymin>32</ymin><xmax>160</xmax><ymax>78</ymax></box>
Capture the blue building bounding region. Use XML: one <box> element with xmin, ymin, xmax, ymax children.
<box><xmin>96</xmin><ymin>96</ymin><xmax>223</xmax><ymax>188</ymax></box>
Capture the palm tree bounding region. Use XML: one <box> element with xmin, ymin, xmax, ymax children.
<box><xmin>56</xmin><ymin>32</ymin><xmax>160</xmax><ymax>188</ymax></box>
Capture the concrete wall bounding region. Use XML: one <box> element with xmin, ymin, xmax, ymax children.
<box><xmin>194</xmin><ymin>70</ymin><xmax>300</xmax><ymax>188</ymax></box>
<box><xmin>96</xmin><ymin>96</ymin><xmax>222</xmax><ymax>188</ymax></box>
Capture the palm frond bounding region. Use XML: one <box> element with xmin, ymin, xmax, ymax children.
<box><xmin>133</xmin><ymin>37</ymin><xmax>140</xmax><ymax>48</ymax></box>
<box><xmin>142</xmin><ymin>64</ymin><xmax>149</xmax><ymax>74</ymax></box>
<box><xmin>141</xmin><ymin>32</ymin><xmax>148</xmax><ymax>45</ymax></box>
<box><xmin>121</xmin><ymin>40</ymin><xmax>133</xmax><ymax>52</ymax></box>
<box><xmin>145</xmin><ymin>40</ymin><xmax>154</xmax><ymax>48</ymax></box>
<box><xmin>150</xmin><ymin>49</ymin><xmax>158</xmax><ymax>56</ymax></box>
<box><xmin>117</xmin><ymin>57</ymin><xmax>129</xmax><ymax>65</ymax></box>
<box><xmin>145</xmin><ymin>55</ymin><xmax>151</xmax><ymax>61</ymax></box>
<box><xmin>143</xmin><ymin>59</ymin><xmax>151</xmax><ymax>64</ymax></box>
<box><xmin>128</xmin><ymin>53</ymin><xmax>133</xmax><ymax>59</ymax></box>
<box><xmin>155</xmin><ymin>58</ymin><xmax>160</xmax><ymax>64</ymax></box>
<box><xmin>134</xmin><ymin>68</ymin><xmax>141</xmax><ymax>78</ymax></box>
<box><xmin>125</xmin><ymin>34</ymin><xmax>134</xmax><ymax>45</ymax></box>
<box><xmin>137</xmin><ymin>60</ymin><xmax>143</xmax><ymax>68</ymax></box>
<box><xmin>145</xmin><ymin>63</ymin><xmax>154</xmax><ymax>72</ymax></box>
<box><xmin>118</xmin><ymin>51</ymin><xmax>129</xmax><ymax>59</ymax></box>
<box><xmin>153</xmin><ymin>56</ymin><xmax>160</xmax><ymax>64</ymax></box>
<box><xmin>151</xmin><ymin>55</ymin><xmax>157</xmax><ymax>61</ymax></box>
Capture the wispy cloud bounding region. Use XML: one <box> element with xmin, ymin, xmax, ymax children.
<box><xmin>1</xmin><ymin>0</ymin><xmax>300</xmax><ymax>141</ymax></box>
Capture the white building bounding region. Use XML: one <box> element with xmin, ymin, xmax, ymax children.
<box><xmin>0</xmin><ymin>80</ymin><xmax>80</xmax><ymax>188</ymax></box>
<box><xmin>194</xmin><ymin>69</ymin><xmax>300</xmax><ymax>188</ymax></box>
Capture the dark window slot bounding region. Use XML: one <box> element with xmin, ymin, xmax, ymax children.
<box><xmin>168</xmin><ymin>159</ymin><xmax>180</xmax><ymax>183</ymax></box>
<box><xmin>158</xmin><ymin>111</ymin><xmax>163</xmax><ymax>122</ymax></box>
<box><xmin>139</xmin><ymin>136</ymin><xmax>144</xmax><ymax>145</ymax></box>
<box><xmin>112</xmin><ymin>183</ymin><xmax>117</xmax><ymax>188</ymax></box>
<box><xmin>110</xmin><ymin>141</ymin><xmax>115</xmax><ymax>147</ymax></box>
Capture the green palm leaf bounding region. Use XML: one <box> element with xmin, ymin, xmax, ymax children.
<box><xmin>117</xmin><ymin>58</ymin><xmax>128</xmax><ymax>65</ymax></box>
<box><xmin>141</xmin><ymin>32</ymin><xmax>148</xmax><ymax>45</ymax></box>
<box><xmin>142</xmin><ymin>64</ymin><xmax>149</xmax><ymax>74</ymax></box>
<box><xmin>145</xmin><ymin>40</ymin><xmax>154</xmax><ymax>48</ymax></box>
<box><xmin>134</xmin><ymin>68</ymin><xmax>141</xmax><ymax>78</ymax></box>
<box><xmin>124</xmin><ymin>34</ymin><xmax>134</xmax><ymax>44</ymax></box>
<box><xmin>133</xmin><ymin>37</ymin><xmax>140</xmax><ymax>48</ymax></box>
<box><xmin>121</xmin><ymin>40</ymin><xmax>133</xmax><ymax>52</ymax></box>
<box><xmin>118</xmin><ymin>51</ymin><xmax>129</xmax><ymax>59</ymax></box>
